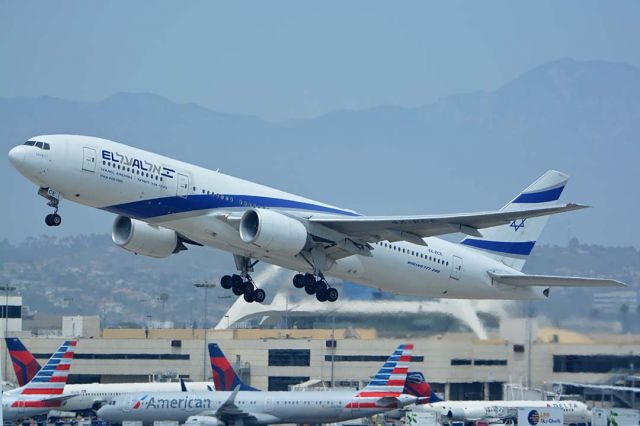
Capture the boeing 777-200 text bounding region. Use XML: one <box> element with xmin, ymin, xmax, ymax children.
<box><xmin>8</xmin><ymin>135</ymin><xmax>625</xmax><ymax>303</ymax></box>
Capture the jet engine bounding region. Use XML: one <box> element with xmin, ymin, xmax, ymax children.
<box><xmin>239</xmin><ymin>208</ymin><xmax>308</xmax><ymax>255</ymax></box>
<box><xmin>184</xmin><ymin>416</ymin><xmax>225</xmax><ymax>426</ymax></box>
<box><xmin>447</xmin><ymin>406</ymin><xmax>487</xmax><ymax>422</ymax></box>
<box><xmin>112</xmin><ymin>215</ymin><xmax>183</xmax><ymax>258</ymax></box>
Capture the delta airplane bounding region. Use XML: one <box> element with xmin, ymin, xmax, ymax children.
<box><xmin>5</xmin><ymin>337</ymin><xmax>213</xmax><ymax>413</ymax></box>
<box><xmin>8</xmin><ymin>135</ymin><xmax>624</xmax><ymax>303</ymax></box>
<box><xmin>2</xmin><ymin>340</ymin><xmax>77</xmax><ymax>421</ymax></box>
<box><xmin>96</xmin><ymin>344</ymin><xmax>417</xmax><ymax>426</ymax></box>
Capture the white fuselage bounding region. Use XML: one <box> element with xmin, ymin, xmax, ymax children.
<box><xmin>421</xmin><ymin>400</ymin><xmax>590</xmax><ymax>424</ymax></box>
<box><xmin>9</xmin><ymin>135</ymin><xmax>547</xmax><ymax>300</ymax></box>
<box><xmin>97</xmin><ymin>390</ymin><xmax>415</xmax><ymax>425</ymax></box>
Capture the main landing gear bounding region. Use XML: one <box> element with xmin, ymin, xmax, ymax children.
<box><xmin>220</xmin><ymin>255</ymin><xmax>266</xmax><ymax>304</ymax></box>
<box><xmin>39</xmin><ymin>187</ymin><xmax>62</xmax><ymax>227</ymax></box>
<box><xmin>220</xmin><ymin>274</ymin><xmax>266</xmax><ymax>304</ymax></box>
<box><xmin>292</xmin><ymin>273</ymin><xmax>339</xmax><ymax>302</ymax></box>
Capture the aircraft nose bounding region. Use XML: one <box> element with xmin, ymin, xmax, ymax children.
<box><xmin>8</xmin><ymin>146</ymin><xmax>25</xmax><ymax>169</ymax></box>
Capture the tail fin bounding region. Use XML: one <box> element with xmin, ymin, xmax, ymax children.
<box><xmin>19</xmin><ymin>340</ymin><xmax>76</xmax><ymax>395</ymax></box>
<box><xmin>403</xmin><ymin>372</ymin><xmax>442</xmax><ymax>404</ymax></box>
<box><xmin>348</xmin><ymin>343</ymin><xmax>413</xmax><ymax>409</ymax></box>
<box><xmin>6</xmin><ymin>337</ymin><xmax>42</xmax><ymax>387</ymax></box>
<box><xmin>460</xmin><ymin>170</ymin><xmax>569</xmax><ymax>271</ymax></box>
<box><xmin>208</xmin><ymin>343</ymin><xmax>260</xmax><ymax>391</ymax></box>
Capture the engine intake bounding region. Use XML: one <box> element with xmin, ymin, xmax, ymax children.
<box><xmin>239</xmin><ymin>208</ymin><xmax>308</xmax><ymax>255</ymax></box>
<box><xmin>112</xmin><ymin>216</ymin><xmax>182</xmax><ymax>258</ymax></box>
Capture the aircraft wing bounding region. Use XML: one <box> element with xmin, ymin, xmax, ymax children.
<box><xmin>208</xmin><ymin>385</ymin><xmax>257</xmax><ymax>424</ymax></box>
<box><xmin>487</xmin><ymin>271</ymin><xmax>626</xmax><ymax>288</ymax></box>
<box><xmin>308</xmin><ymin>203</ymin><xmax>586</xmax><ymax>246</ymax></box>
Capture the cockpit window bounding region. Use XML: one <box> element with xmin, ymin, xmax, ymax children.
<box><xmin>35</xmin><ymin>142</ymin><xmax>43</xmax><ymax>149</ymax></box>
<box><xmin>24</xmin><ymin>140</ymin><xmax>50</xmax><ymax>150</ymax></box>
<box><xmin>24</xmin><ymin>141</ymin><xmax>35</xmax><ymax>146</ymax></box>
<box><xmin>43</xmin><ymin>142</ymin><xmax>50</xmax><ymax>150</ymax></box>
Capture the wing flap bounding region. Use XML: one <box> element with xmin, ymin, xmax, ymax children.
<box><xmin>488</xmin><ymin>271</ymin><xmax>627</xmax><ymax>288</ymax></box>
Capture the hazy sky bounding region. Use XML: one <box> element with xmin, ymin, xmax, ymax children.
<box><xmin>2</xmin><ymin>1</ymin><xmax>639</xmax><ymax>120</ymax></box>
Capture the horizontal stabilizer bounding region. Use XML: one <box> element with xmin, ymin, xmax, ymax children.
<box><xmin>488</xmin><ymin>271</ymin><xmax>627</xmax><ymax>288</ymax></box>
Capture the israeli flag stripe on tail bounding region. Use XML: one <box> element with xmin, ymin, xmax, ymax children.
<box><xmin>460</xmin><ymin>170</ymin><xmax>568</xmax><ymax>271</ymax></box>
<box><xmin>20</xmin><ymin>340</ymin><xmax>76</xmax><ymax>395</ymax></box>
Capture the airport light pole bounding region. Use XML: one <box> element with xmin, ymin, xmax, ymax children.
<box><xmin>194</xmin><ymin>282</ymin><xmax>216</xmax><ymax>381</ymax></box>
<box><xmin>1</xmin><ymin>285</ymin><xmax>16</xmax><ymax>381</ymax></box>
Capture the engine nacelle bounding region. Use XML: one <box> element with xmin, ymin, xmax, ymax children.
<box><xmin>447</xmin><ymin>406</ymin><xmax>487</xmax><ymax>422</ymax></box>
<box><xmin>185</xmin><ymin>416</ymin><xmax>224</xmax><ymax>426</ymax></box>
<box><xmin>239</xmin><ymin>208</ymin><xmax>308</xmax><ymax>255</ymax></box>
<box><xmin>112</xmin><ymin>215</ymin><xmax>181</xmax><ymax>258</ymax></box>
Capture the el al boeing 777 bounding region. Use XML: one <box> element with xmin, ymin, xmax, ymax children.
<box><xmin>8</xmin><ymin>135</ymin><xmax>624</xmax><ymax>303</ymax></box>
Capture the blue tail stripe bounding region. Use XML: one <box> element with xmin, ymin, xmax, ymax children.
<box><xmin>461</xmin><ymin>239</ymin><xmax>535</xmax><ymax>256</ymax></box>
<box><xmin>512</xmin><ymin>186</ymin><xmax>564</xmax><ymax>203</ymax></box>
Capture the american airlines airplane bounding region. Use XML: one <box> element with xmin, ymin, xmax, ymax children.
<box><xmin>2</xmin><ymin>340</ymin><xmax>77</xmax><ymax>421</ymax></box>
<box><xmin>97</xmin><ymin>344</ymin><xmax>417</xmax><ymax>425</ymax></box>
<box><xmin>8</xmin><ymin>135</ymin><xmax>624</xmax><ymax>303</ymax></box>
<box><xmin>5</xmin><ymin>337</ymin><xmax>213</xmax><ymax>413</ymax></box>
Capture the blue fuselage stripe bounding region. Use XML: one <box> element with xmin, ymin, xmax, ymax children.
<box><xmin>512</xmin><ymin>186</ymin><xmax>564</xmax><ymax>203</ymax></box>
<box><xmin>103</xmin><ymin>194</ymin><xmax>359</xmax><ymax>220</ymax></box>
<box><xmin>461</xmin><ymin>239</ymin><xmax>536</xmax><ymax>256</ymax></box>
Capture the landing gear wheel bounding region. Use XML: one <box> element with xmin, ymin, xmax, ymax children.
<box><xmin>253</xmin><ymin>289</ymin><xmax>266</xmax><ymax>303</ymax></box>
<box><xmin>243</xmin><ymin>281</ymin><xmax>254</xmax><ymax>295</ymax></box>
<box><xmin>304</xmin><ymin>281</ymin><xmax>316</xmax><ymax>295</ymax></box>
<box><xmin>293</xmin><ymin>274</ymin><xmax>305</xmax><ymax>288</ymax></box>
<box><xmin>326</xmin><ymin>288</ymin><xmax>339</xmax><ymax>302</ymax></box>
<box><xmin>314</xmin><ymin>280</ymin><xmax>328</xmax><ymax>294</ymax></box>
<box><xmin>316</xmin><ymin>290</ymin><xmax>328</xmax><ymax>302</ymax></box>
<box><xmin>231</xmin><ymin>274</ymin><xmax>243</xmax><ymax>288</ymax></box>
<box><xmin>50</xmin><ymin>213</ymin><xmax>61</xmax><ymax>226</ymax></box>
<box><xmin>221</xmin><ymin>275</ymin><xmax>232</xmax><ymax>289</ymax></box>
<box><xmin>243</xmin><ymin>291</ymin><xmax>255</xmax><ymax>303</ymax></box>
<box><xmin>303</xmin><ymin>273</ymin><xmax>315</xmax><ymax>286</ymax></box>
<box><xmin>45</xmin><ymin>214</ymin><xmax>53</xmax><ymax>226</ymax></box>
<box><xmin>232</xmin><ymin>279</ymin><xmax>244</xmax><ymax>296</ymax></box>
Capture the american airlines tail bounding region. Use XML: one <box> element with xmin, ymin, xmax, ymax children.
<box><xmin>6</xmin><ymin>337</ymin><xmax>42</xmax><ymax>387</ymax></box>
<box><xmin>208</xmin><ymin>343</ymin><xmax>260</xmax><ymax>391</ymax></box>
<box><xmin>347</xmin><ymin>343</ymin><xmax>413</xmax><ymax>409</ymax></box>
<box><xmin>17</xmin><ymin>340</ymin><xmax>76</xmax><ymax>396</ymax></box>
<box><xmin>460</xmin><ymin>170</ymin><xmax>568</xmax><ymax>271</ymax></box>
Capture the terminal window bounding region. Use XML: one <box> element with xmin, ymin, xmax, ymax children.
<box><xmin>268</xmin><ymin>349</ymin><xmax>310</xmax><ymax>366</ymax></box>
<box><xmin>553</xmin><ymin>354</ymin><xmax>640</xmax><ymax>373</ymax></box>
<box><xmin>0</xmin><ymin>306</ymin><xmax>21</xmax><ymax>318</ymax></box>
<box><xmin>268</xmin><ymin>376</ymin><xmax>310</xmax><ymax>391</ymax></box>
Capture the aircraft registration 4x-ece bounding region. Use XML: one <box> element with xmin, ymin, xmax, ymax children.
<box><xmin>8</xmin><ymin>135</ymin><xmax>625</xmax><ymax>303</ymax></box>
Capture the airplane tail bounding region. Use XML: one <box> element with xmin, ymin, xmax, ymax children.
<box><xmin>208</xmin><ymin>343</ymin><xmax>260</xmax><ymax>391</ymax></box>
<box><xmin>460</xmin><ymin>170</ymin><xmax>569</xmax><ymax>271</ymax></box>
<box><xmin>18</xmin><ymin>340</ymin><xmax>76</xmax><ymax>395</ymax></box>
<box><xmin>403</xmin><ymin>372</ymin><xmax>442</xmax><ymax>404</ymax></box>
<box><xmin>348</xmin><ymin>344</ymin><xmax>413</xmax><ymax>408</ymax></box>
<box><xmin>6</xmin><ymin>337</ymin><xmax>42</xmax><ymax>387</ymax></box>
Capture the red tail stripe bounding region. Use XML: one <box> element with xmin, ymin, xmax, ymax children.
<box><xmin>386</xmin><ymin>380</ymin><xmax>406</xmax><ymax>386</ymax></box>
<box><xmin>63</xmin><ymin>352</ymin><xmax>74</xmax><ymax>358</ymax></box>
<box><xmin>21</xmin><ymin>388</ymin><xmax>63</xmax><ymax>395</ymax></box>
<box><xmin>69</xmin><ymin>341</ymin><xmax>77</xmax><ymax>346</ymax></box>
<box><xmin>357</xmin><ymin>392</ymin><xmax>401</xmax><ymax>397</ymax></box>
<box><xmin>399</xmin><ymin>355</ymin><xmax>411</xmax><ymax>362</ymax></box>
<box><xmin>48</xmin><ymin>376</ymin><xmax>68</xmax><ymax>383</ymax></box>
<box><xmin>391</xmin><ymin>367</ymin><xmax>408</xmax><ymax>374</ymax></box>
<box><xmin>56</xmin><ymin>364</ymin><xmax>71</xmax><ymax>371</ymax></box>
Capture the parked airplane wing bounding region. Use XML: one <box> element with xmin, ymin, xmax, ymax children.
<box><xmin>487</xmin><ymin>271</ymin><xmax>626</xmax><ymax>287</ymax></box>
<box><xmin>308</xmin><ymin>203</ymin><xmax>586</xmax><ymax>245</ymax></box>
<box><xmin>210</xmin><ymin>385</ymin><xmax>257</xmax><ymax>424</ymax></box>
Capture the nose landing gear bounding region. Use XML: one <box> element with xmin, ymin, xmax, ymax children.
<box><xmin>292</xmin><ymin>272</ymin><xmax>339</xmax><ymax>302</ymax></box>
<box><xmin>39</xmin><ymin>187</ymin><xmax>62</xmax><ymax>227</ymax></box>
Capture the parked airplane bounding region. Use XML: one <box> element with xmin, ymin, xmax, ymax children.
<box><xmin>2</xmin><ymin>340</ymin><xmax>77</xmax><ymax>421</ymax></box>
<box><xmin>5</xmin><ymin>337</ymin><xmax>213</xmax><ymax>413</ymax></box>
<box><xmin>97</xmin><ymin>344</ymin><xmax>418</xmax><ymax>425</ymax></box>
<box><xmin>8</xmin><ymin>135</ymin><xmax>624</xmax><ymax>303</ymax></box>
<box><xmin>208</xmin><ymin>342</ymin><xmax>440</xmax><ymax>403</ymax></box>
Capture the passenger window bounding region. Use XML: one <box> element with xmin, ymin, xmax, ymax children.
<box><xmin>43</xmin><ymin>143</ymin><xmax>50</xmax><ymax>150</ymax></box>
<box><xmin>24</xmin><ymin>141</ymin><xmax>36</xmax><ymax>146</ymax></box>
<box><xmin>35</xmin><ymin>142</ymin><xmax>43</xmax><ymax>149</ymax></box>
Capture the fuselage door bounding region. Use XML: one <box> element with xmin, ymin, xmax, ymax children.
<box><xmin>82</xmin><ymin>147</ymin><xmax>96</xmax><ymax>172</ymax></box>
<box><xmin>450</xmin><ymin>255</ymin><xmax>463</xmax><ymax>280</ymax></box>
<box><xmin>177</xmin><ymin>173</ymin><xmax>189</xmax><ymax>198</ymax></box>
<box><xmin>265</xmin><ymin>397</ymin><xmax>273</xmax><ymax>412</ymax></box>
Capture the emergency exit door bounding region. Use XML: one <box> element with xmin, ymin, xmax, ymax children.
<box><xmin>82</xmin><ymin>147</ymin><xmax>96</xmax><ymax>172</ymax></box>
<box><xmin>450</xmin><ymin>255</ymin><xmax>463</xmax><ymax>280</ymax></box>
<box><xmin>177</xmin><ymin>173</ymin><xmax>189</xmax><ymax>198</ymax></box>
